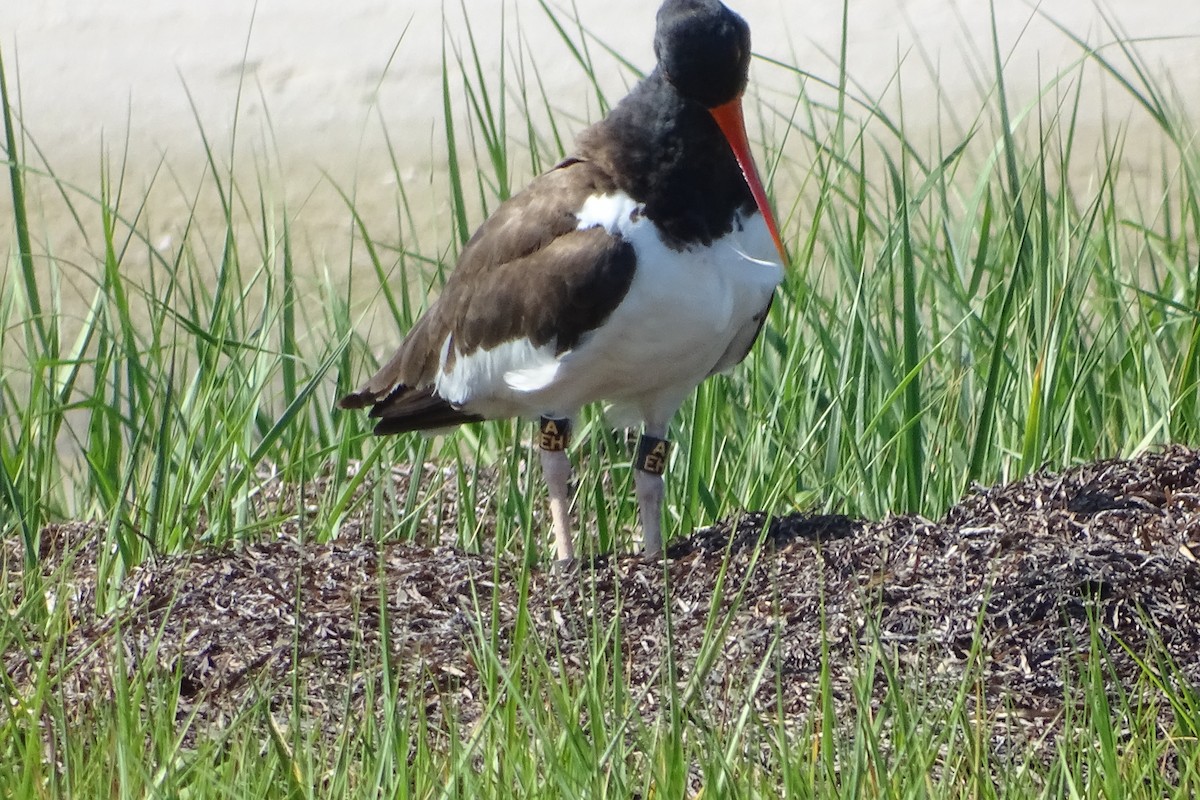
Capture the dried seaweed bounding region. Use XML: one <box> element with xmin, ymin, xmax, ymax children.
<box><xmin>4</xmin><ymin>446</ymin><xmax>1200</xmax><ymax>760</ymax></box>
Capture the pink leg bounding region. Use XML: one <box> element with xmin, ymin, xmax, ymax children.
<box><xmin>536</xmin><ymin>417</ymin><xmax>575</xmax><ymax>563</ymax></box>
<box><xmin>633</xmin><ymin>423</ymin><xmax>670</xmax><ymax>557</ymax></box>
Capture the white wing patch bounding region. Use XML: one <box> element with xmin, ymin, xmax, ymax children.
<box><xmin>435</xmin><ymin>335</ymin><xmax>561</xmax><ymax>407</ymax></box>
<box><xmin>575</xmin><ymin>192</ymin><xmax>643</xmax><ymax>235</ymax></box>
<box><xmin>504</xmin><ymin>359</ymin><xmax>562</xmax><ymax>392</ymax></box>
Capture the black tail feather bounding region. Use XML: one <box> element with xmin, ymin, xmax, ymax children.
<box><xmin>363</xmin><ymin>386</ymin><xmax>485</xmax><ymax>435</ymax></box>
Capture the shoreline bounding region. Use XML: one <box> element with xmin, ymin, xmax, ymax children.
<box><xmin>3</xmin><ymin>1</ymin><xmax>1197</xmax><ymax>319</ymax></box>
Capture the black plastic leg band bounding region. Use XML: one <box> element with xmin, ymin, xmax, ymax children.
<box><xmin>634</xmin><ymin>434</ymin><xmax>671</xmax><ymax>475</ymax></box>
<box><xmin>537</xmin><ymin>417</ymin><xmax>571</xmax><ymax>451</ymax></box>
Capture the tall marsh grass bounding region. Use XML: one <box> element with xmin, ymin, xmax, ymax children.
<box><xmin>2</xmin><ymin>2</ymin><xmax>1199</xmax><ymax>796</ymax></box>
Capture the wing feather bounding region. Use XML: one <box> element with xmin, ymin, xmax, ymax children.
<box><xmin>340</xmin><ymin>159</ymin><xmax>637</xmax><ymax>432</ymax></box>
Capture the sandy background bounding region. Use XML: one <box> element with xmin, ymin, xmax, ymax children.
<box><xmin>3</xmin><ymin>0</ymin><xmax>1198</xmax><ymax>309</ymax></box>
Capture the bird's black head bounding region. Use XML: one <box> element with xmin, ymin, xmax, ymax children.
<box><xmin>653</xmin><ymin>0</ymin><xmax>751</xmax><ymax>109</ymax></box>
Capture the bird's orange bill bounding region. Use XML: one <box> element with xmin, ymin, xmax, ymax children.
<box><xmin>709</xmin><ymin>97</ymin><xmax>786</xmax><ymax>264</ymax></box>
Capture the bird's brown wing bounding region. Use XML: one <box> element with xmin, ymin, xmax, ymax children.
<box><xmin>340</xmin><ymin>158</ymin><xmax>638</xmax><ymax>434</ymax></box>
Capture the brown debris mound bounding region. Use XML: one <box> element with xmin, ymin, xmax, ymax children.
<box><xmin>4</xmin><ymin>446</ymin><xmax>1200</xmax><ymax>751</ymax></box>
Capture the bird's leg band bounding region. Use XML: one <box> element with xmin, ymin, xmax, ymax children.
<box><xmin>537</xmin><ymin>416</ymin><xmax>571</xmax><ymax>451</ymax></box>
<box><xmin>633</xmin><ymin>433</ymin><xmax>671</xmax><ymax>475</ymax></box>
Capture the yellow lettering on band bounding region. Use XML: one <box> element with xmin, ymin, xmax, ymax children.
<box><xmin>537</xmin><ymin>417</ymin><xmax>571</xmax><ymax>451</ymax></box>
<box><xmin>634</xmin><ymin>434</ymin><xmax>672</xmax><ymax>475</ymax></box>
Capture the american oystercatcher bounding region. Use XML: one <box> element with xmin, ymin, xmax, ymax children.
<box><xmin>341</xmin><ymin>0</ymin><xmax>786</xmax><ymax>562</ymax></box>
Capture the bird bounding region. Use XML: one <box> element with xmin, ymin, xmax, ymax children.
<box><xmin>340</xmin><ymin>0</ymin><xmax>786</xmax><ymax>564</ymax></box>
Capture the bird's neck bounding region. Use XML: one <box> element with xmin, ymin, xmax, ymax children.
<box><xmin>576</xmin><ymin>69</ymin><xmax>756</xmax><ymax>249</ymax></box>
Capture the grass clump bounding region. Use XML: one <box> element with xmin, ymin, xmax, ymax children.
<box><xmin>3</xmin><ymin>2</ymin><xmax>1200</xmax><ymax>796</ymax></box>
